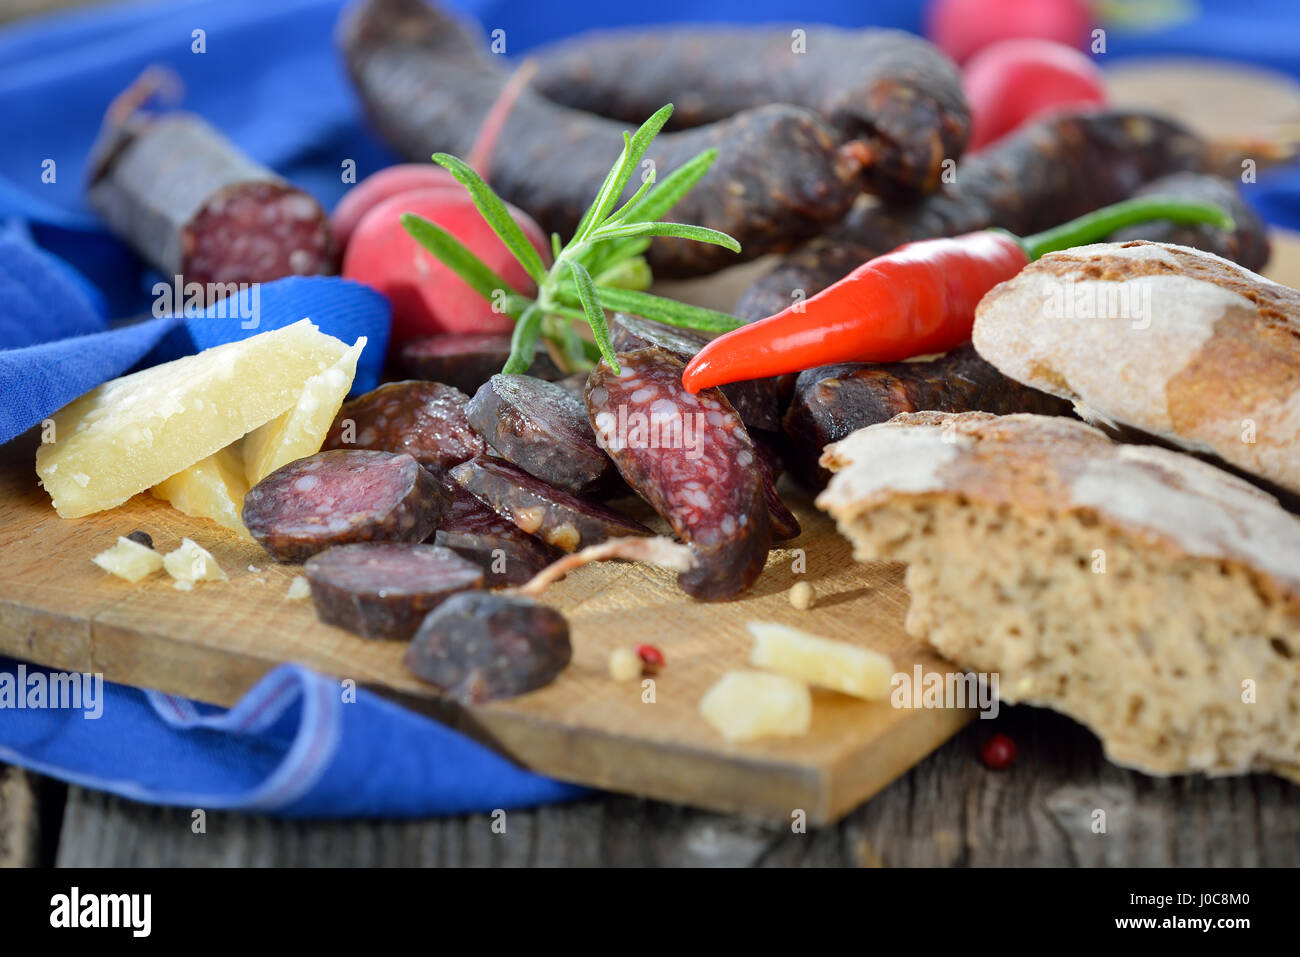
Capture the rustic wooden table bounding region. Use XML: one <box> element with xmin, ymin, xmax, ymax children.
<box><xmin>4</xmin><ymin>704</ymin><xmax>1297</xmax><ymax>867</ymax></box>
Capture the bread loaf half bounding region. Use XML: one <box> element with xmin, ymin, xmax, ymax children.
<box><xmin>972</xmin><ymin>241</ymin><xmax>1300</xmax><ymax>494</ymax></box>
<box><xmin>818</xmin><ymin>411</ymin><xmax>1300</xmax><ymax>780</ymax></box>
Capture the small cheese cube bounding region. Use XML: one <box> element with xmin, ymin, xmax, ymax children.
<box><xmin>748</xmin><ymin>622</ymin><xmax>893</xmax><ymax>700</ymax></box>
<box><xmin>91</xmin><ymin>537</ymin><xmax>164</xmax><ymax>583</ymax></box>
<box><xmin>699</xmin><ymin>671</ymin><xmax>812</xmax><ymax>742</ymax></box>
<box><xmin>286</xmin><ymin>576</ymin><xmax>311</xmax><ymax>601</ymax></box>
<box><xmin>162</xmin><ymin>538</ymin><xmax>227</xmax><ymax>584</ymax></box>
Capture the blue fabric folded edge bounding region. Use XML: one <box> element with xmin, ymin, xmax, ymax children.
<box><xmin>0</xmin><ymin>659</ymin><xmax>587</xmax><ymax>818</ymax></box>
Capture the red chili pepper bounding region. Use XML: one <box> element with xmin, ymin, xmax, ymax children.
<box><xmin>681</xmin><ymin>197</ymin><xmax>1235</xmax><ymax>393</ymax></box>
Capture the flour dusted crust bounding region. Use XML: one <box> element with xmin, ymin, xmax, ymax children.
<box><xmin>972</xmin><ymin>241</ymin><xmax>1300</xmax><ymax>494</ymax></box>
<box><xmin>818</xmin><ymin>412</ymin><xmax>1300</xmax><ymax>779</ymax></box>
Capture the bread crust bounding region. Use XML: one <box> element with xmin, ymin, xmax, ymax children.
<box><xmin>818</xmin><ymin>412</ymin><xmax>1300</xmax><ymax>778</ymax></box>
<box><xmin>972</xmin><ymin>241</ymin><xmax>1300</xmax><ymax>494</ymax></box>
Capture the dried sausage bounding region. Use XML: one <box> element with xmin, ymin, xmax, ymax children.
<box><xmin>466</xmin><ymin>374</ymin><xmax>614</xmax><ymax>493</ymax></box>
<box><xmin>432</xmin><ymin>474</ymin><xmax>558</xmax><ymax>586</ymax></box>
<box><xmin>340</xmin><ymin>0</ymin><xmax>872</xmax><ymax>277</ymax></box>
<box><xmin>782</xmin><ymin>345</ymin><xmax>1074</xmax><ymax>489</ymax></box>
<box><xmin>323</xmin><ymin>380</ymin><xmax>485</xmax><ymax>470</ymax></box>
<box><xmin>611</xmin><ymin>313</ymin><xmax>783</xmax><ymax>432</ymax></box>
<box><xmin>532</xmin><ymin>23</ymin><xmax>969</xmax><ymax>198</ymax></box>
<box><xmin>405</xmin><ymin>591</ymin><xmax>571</xmax><ymax>703</ymax></box>
<box><xmin>586</xmin><ymin>347</ymin><xmax>771</xmax><ymax>600</ymax></box>
<box><xmin>1108</xmin><ymin>172</ymin><xmax>1270</xmax><ymax>271</ymax></box>
<box><xmin>450</xmin><ymin>455</ymin><xmax>651</xmax><ymax>553</ymax></box>
<box><xmin>304</xmin><ymin>543</ymin><xmax>483</xmax><ymax>640</ymax></box>
<box><xmin>737</xmin><ymin>110</ymin><xmax>1222</xmax><ymax>320</ymax></box>
<box><xmin>400</xmin><ymin>333</ymin><xmax>562</xmax><ymax>394</ymax></box>
<box><xmin>243</xmin><ymin>450</ymin><xmax>443</xmax><ymax>562</ymax></box>
<box><xmin>88</xmin><ymin>75</ymin><xmax>336</xmax><ymax>292</ymax></box>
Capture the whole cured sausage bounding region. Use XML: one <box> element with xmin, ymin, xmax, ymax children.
<box><xmin>339</xmin><ymin>0</ymin><xmax>872</xmax><ymax>277</ymax></box>
<box><xmin>243</xmin><ymin>450</ymin><xmax>443</xmax><ymax>562</ymax></box>
<box><xmin>450</xmin><ymin>455</ymin><xmax>651</xmax><ymax>553</ymax></box>
<box><xmin>88</xmin><ymin>72</ymin><xmax>336</xmax><ymax>292</ymax></box>
<box><xmin>406</xmin><ymin>591</ymin><xmax>571</xmax><ymax>703</ymax></box>
<box><xmin>304</xmin><ymin>543</ymin><xmax>484</xmax><ymax>640</ymax></box>
<box><xmin>585</xmin><ymin>347</ymin><xmax>771</xmax><ymax>600</ymax></box>
<box><xmin>531</xmin><ymin>23</ymin><xmax>969</xmax><ymax>199</ymax></box>
<box><xmin>466</xmin><ymin>374</ymin><xmax>614</xmax><ymax>493</ymax></box>
<box><xmin>611</xmin><ymin>313</ymin><xmax>782</xmax><ymax>432</ymax></box>
<box><xmin>400</xmin><ymin>333</ymin><xmax>562</xmax><ymax>395</ymax></box>
<box><xmin>432</xmin><ymin>474</ymin><xmax>558</xmax><ymax>586</ymax></box>
<box><xmin>782</xmin><ymin>345</ymin><xmax>1074</xmax><ymax>489</ymax></box>
<box><xmin>1108</xmin><ymin>172</ymin><xmax>1270</xmax><ymax>270</ymax></box>
<box><xmin>736</xmin><ymin>110</ymin><xmax>1228</xmax><ymax>320</ymax></box>
<box><xmin>323</xmin><ymin>380</ymin><xmax>485</xmax><ymax>470</ymax></box>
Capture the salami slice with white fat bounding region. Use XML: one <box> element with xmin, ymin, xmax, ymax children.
<box><xmin>610</xmin><ymin>314</ymin><xmax>783</xmax><ymax>432</ymax></box>
<box><xmin>242</xmin><ymin>449</ymin><xmax>443</xmax><ymax>562</ymax></box>
<box><xmin>450</xmin><ymin>455</ymin><xmax>650</xmax><ymax>553</ymax></box>
<box><xmin>323</xmin><ymin>380</ymin><xmax>485</xmax><ymax>470</ymax></box>
<box><xmin>585</xmin><ymin>347</ymin><xmax>771</xmax><ymax>600</ymax></box>
<box><xmin>304</xmin><ymin>542</ymin><xmax>484</xmax><ymax>640</ymax></box>
<box><xmin>467</xmin><ymin>374</ymin><xmax>614</xmax><ymax>493</ymax></box>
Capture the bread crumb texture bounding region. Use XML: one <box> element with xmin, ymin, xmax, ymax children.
<box><xmin>819</xmin><ymin>412</ymin><xmax>1300</xmax><ymax>779</ymax></box>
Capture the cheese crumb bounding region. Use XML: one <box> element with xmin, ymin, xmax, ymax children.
<box><xmin>748</xmin><ymin>622</ymin><xmax>892</xmax><ymax>700</ymax></box>
<box><xmin>286</xmin><ymin>576</ymin><xmax>311</xmax><ymax>601</ymax></box>
<box><xmin>162</xmin><ymin>537</ymin><xmax>227</xmax><ymax>584</ymax></box>
<box><xmin>699</xmin><ymin>671</ymin><xmax>811</xmax><ymax>742</ymax></box>
<box><xmin>608</xmin><ymin>647</ymin><xmax>642</xmax><ymax>683</ymax></box>
<box><xmin>91</xmin><ymin>537</ymin><xmax>164</xmax><ymax>583</ymax></box>
<box><xmin>788</xmin><ymin>581</ymin><xmax>814</xmax><ymax>610</ymax></box>
<box><xmin>173</xmin><ymin>579</ymin><xmax>194</xmax><ymax>592</ymax></box>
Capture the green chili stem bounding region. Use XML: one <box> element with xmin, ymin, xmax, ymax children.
<box><xmin>1018</xmin><ymin>197</ymin><xmax>1236</xmax><ymax>262</ymax></box>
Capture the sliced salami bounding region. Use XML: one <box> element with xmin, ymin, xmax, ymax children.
<box><xmin>400</xmin><ymin>333</ymin><xmax>562</xmax><ymax>394</ymax></box>
<box><xmin>610</xmin><ymin>314</ymin><xmax>783</xmax><ymax>432</ymax></box>
<box><xmin>432</xmin><ymin>474</ymin><xmax>558</xmax><ymax>586</ymax></box>
<box><xmin>405</xmin><ymin>591</ymin><xmax>571</xmax><ymax>703</ymax></box>
<box><xmin>242</xmin><ymin>449</ymin><xmax>443</xmax><ymax>562</ymax></box>
<box><xmin>466</xmin><ymin>374</ymin><xmax>614</xmax><ymax>493</ymax></box>
<box><xmin>323</xmin><ymin>380</ymin><xmax>485</xmax><ymax>470</ymax></box>
<box><xmin>585</xmin><ymin>347</ymin><xmax>771</xmax><ymax>600</ymax></box>
<box><xmin>450</xmin><ymin>455</ymin><xmax>650</xmax><ymax>553</ymax></box>
<box><xmin>304</xmin><ymin>543</ymin><xmax>484</xmax><ymax>640</ymax></box>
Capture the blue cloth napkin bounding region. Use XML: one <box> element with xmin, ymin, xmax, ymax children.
<box><xmin>1</xmin><ymin>0</ymin><xmax>1298</xmax><ymax>818</ymax></box>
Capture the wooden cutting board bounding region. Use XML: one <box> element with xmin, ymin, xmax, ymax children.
<box><xmin>0</xmin><ymin>431</ymin><xmax>969</xmax><ymax>825</ymax></box>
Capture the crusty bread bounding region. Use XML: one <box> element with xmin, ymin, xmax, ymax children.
<box><xmin>818</xmin><ymin>412</ymin><xmax>1300</xmax><ymax>780</ymax></box>
<box><xmin>972</xmin><ymin>241</ymin><xmax>1300</xmax><ymax>495</ymax></box>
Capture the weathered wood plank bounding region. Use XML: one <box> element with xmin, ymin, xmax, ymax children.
<box><xmin>51</xmin><ymin>709</ymin><xmax>1300</xmax><ymax>867</ymax></box>
<box><xmin>0</xmin><ymin>766</ymin><xmax>41</xmax><ymax>868</ymax></box>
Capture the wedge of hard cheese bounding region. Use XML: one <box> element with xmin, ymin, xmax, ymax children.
<box><xmin>36</xmin><ymin>320</ymin><xmax>350</xmax><ymax>518</ymax></box>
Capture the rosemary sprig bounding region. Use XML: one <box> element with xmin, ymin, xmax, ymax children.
<box><xmin>401</xmin><ymin>103</ymin><xmax>745</xmax><ymax>375</ymax></box>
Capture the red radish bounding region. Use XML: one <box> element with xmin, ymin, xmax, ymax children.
<box><xmin>343</xmin><ymin>188</ymin><xmax>550</xmax><ymax>341</ymax></box>
<box><xmin>332</xmin><ymin>167</ymin><xmax>460</xmax><ymax>248</ymax></box>
<box><xmin>964</xmin><ymin>39</ymin><xmax>1107</xmax><ymax>151</ymax></box>
<box><xmin>926</xmin><ymin>0</ymin><xmax>1092</xmax><ymax>64</ymax></box>
<box><xmin>331</xmin><ymin>60</ymin><xmax>538</xmax><ymax>249</ymax></box>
